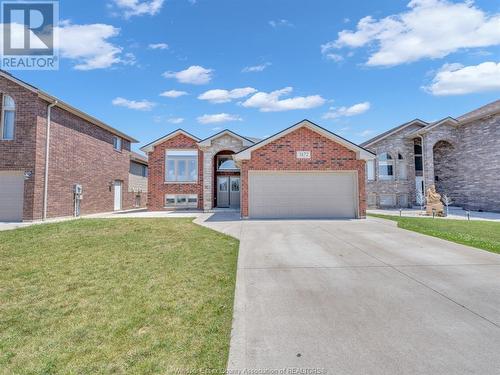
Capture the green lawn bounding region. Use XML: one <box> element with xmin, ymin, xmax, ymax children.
<box><xmin>369</xmin><ymin>214</ymin><xmax>500</xmax><ymax>254</ymax></box>
<box><xmin>0</xmin><ymin>219</ymin><xmax>239</xmax><ymax>374</ymax></box>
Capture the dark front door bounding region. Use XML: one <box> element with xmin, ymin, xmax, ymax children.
<box><xmin>217</xmin><ymin>176</ymin><xmax>240</xmax><ymax>208</ymax></box>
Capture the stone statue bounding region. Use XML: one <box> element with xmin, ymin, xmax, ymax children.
<box><xmin>426</xmin><ymin>184</ymin><xmax>444</xmax><ymax>216</ymax></box>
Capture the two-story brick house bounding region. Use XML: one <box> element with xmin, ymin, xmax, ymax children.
<box><xmin>362</xmin><ymin>99</ymin><xmax>500</xmax><ymax>212</ymax></box>
<box><xmin>0</xmin><ymin>71</ymin><xmax>147</xmax><ymax>221</ymax></box>
<box><xmin>141</xmin><ymin>120</ymin><xmax>375</xmax><ymax>219</ymax></box>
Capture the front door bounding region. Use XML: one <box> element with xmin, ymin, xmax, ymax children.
<box><xmin>230</xmin><ymin>177</ymin><xmax>240</xmax><ymax>208</ymax></box>
<box><xmin>114</xmin><ymin>180</ymin><xmax>122</xmax><ymax>211</ymax></box>
<box><xmin>217</xmin><ymin>177</ymin><xmax>229</xmax><ymax>207</ymax></box>
<box><xmin>217</xmin><ymin>176</ymin><xmax>240</xmax><ymax>208</ymax></box>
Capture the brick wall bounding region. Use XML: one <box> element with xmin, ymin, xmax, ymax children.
<box><xmin>239</xmin><ymin>126</ymin><xmax>366</xmax><ymax>218</ymax></box>
<box><xmin>147</xmin><ymin>133</ymin><xmax>203</xmax><ymax>210</ymax></box>
<box><xmin>0</xmin><ymin>79</ymin><xmax>40</xmax><ymax>220</ymax></box>
<box><xmin>39</xmin><ymin>103</ymin><xmax>135</xmax><ymax>219</ymax></box>
<box><xmin>364</xmin><ymin>122</ymin><xmax>423</xmax><ymax>208</ymax></box>
<box><xmin>0</xmin><ymin>75</ymin><xmax>139</xmax><ymax>220</ymax></box>
<box><xmin>455</xmin><ymin>115</ymin><xmax>500</xmax><ymax>212</ymax></box>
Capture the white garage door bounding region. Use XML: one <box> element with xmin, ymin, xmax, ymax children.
<box><xmin>0</xmin><ymin>172</ymin><xmax>24</xmax><ymax>222</ymax></box>
<box><xmin>248</xmin><ymin>171</ymin><xmax>358</xmax><ymax>219</ymax></box>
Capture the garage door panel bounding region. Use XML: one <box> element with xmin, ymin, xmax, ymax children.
<box><xmin>248</xmin><ymin>172</ymin><xmax>357</xmax><ymax>219</ymax></box>
<box><xmin>0</xmin><ymin>173</ymin><xmax>24</xmax><ymax>222</ymax></box>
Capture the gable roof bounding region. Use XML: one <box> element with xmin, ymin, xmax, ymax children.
<box><xmin>0</xmin><ymin>70</ymin><xmax>138</xmax><ymax>143</ymax></box>
<box><xmin>361</xmin><ymin>119</ymin><xmax>428</xmax><ymax>148</ymax></box>
<box><xmin>457</xmin><ymin>99</ymin><xmax>500</xmax><ymax>124</ymax></box>
<box><xmin>197</xmin><ymin>129</ymin><xmax>255</xmax><ymax>147</ymax></box>
<box><xmin>405</xmin><ymin>116</ymin><xmax>458</xmax><ymax>138</ymax></box>
<box><xmin>140</xmin><ymin>129</ymin><xmax>200</xmax><ymax>153</ymax></box>
<box><xmin>233</xmin><ymin>119</ymin><xmax>375</xmax><ymax>161</ymax></box>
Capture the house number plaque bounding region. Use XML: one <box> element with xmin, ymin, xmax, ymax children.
<box><xmin>296</xmin><ymin>151</ymin><xmax>311</xmax><ymax>159</ymax></box>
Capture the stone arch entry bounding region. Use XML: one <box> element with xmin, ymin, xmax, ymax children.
<box><xmin>213</xmin><ymin>150</ymin><xmax>240</xmax><ymax>208</ymax></box>
<box><xmin>433</xmin><ymin>140</ymin><xmax>457</xmax><ymax>199</ymax></box>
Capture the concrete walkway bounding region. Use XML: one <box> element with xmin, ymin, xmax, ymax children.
<box><xmin>225</xmin><ymin>217</ymin><xmax>500</xmax><ymax>374</ymax></box>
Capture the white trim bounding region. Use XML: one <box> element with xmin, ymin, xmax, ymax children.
<box><xmin>366</xmin><ymin>159</ymin><xmax>375</xmax><ymax>181</ymax></box>
<box><xmin>167</xmin><ymin>150</ymin><xmax>198</xmax><ymax>156</ymax></box>
<box><xmin>165</xmin><ymin>148</ymin><xmax>198</xmax><ymax>183</ymax></box>
<box><xmin>234</xmin><ymin>120</ymin><xmax>375</xmax><ymax>161</ymax></box>
<box><xmin>141</xmin><ymin>130</ymin><xmax>200</xmax><ymax>153</ymax></box>
<box><xmin>197</xmin><ymin>130</ymin><xmax>254</xmax><ymax>147</ymax></box>
<box><xmin>0</xmin><ymin>94</ymin><xmax>15</xmax><ymax>141</ymax></box>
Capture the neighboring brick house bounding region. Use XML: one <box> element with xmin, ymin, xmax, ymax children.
<box><xmin>141</xmin><ymin>120</ymin><xmax>375</xmax><ymax>219</ymax></box>
<box><xmin>362</xmin><ymin>99</ymin><xmax>500</xmax><ymax>212</ymax></box>
<box><xmin>0</xmin><ymin>71</ymin><xmax>145</xmax><ymax>221</ymax></box>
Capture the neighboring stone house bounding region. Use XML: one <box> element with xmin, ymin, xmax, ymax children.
<box><xmin>362</xmin><ymin>100</ymin><xmax>500</xmax><ymax>212</ymax></box>
<box><xmin>0</xmin><ymin>71</ymin><xmax>145</xmax><ymax>221</ymax></box>
<box><xmin>141</xmin><ymin>120</ymin><xmax>375</xmax><ymax>219</ymax></box>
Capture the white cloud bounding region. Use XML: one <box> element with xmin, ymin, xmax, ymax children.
<box><xmin>198</xmin><ymin>87</ymin><xmax>257</xmax><ymax>104</ymax></box>
<box><xmin>111</xmin><ymin>0</ymin><xmax>165</xmax><ymax>18</ymax></box>
<box><xmin>160</xmin><ymin>90</ymin><xmax>188</xmax><ymax>98</ymax></box>
<box><xmin>425</xmin><ymin>61</ymin><xmax>500</xmax><ymax>95</ymax></box>
<box><xmin>163</xmin><ymin>65</ymin><xmax>213</xmax><ymax>85</ymax></box>
<box><xmin>167</xmin><ymin>117</ymin><xmax>185</xmax><ymax>124</ymax></box>
<box><xmin>323</xmin><ymin>102</ymin><xmax>371</xmax><ymax>119</ymax></box>
<box><xmin>241</xmin><ymin>87</ymin><xmax>326</xmax><ymax>112</ymax></box>
<box><xmin>323</xmin><ymin>0</ymin><xmax>500</xmax><ymax>66</ymax></box>
<box><xmin>324</xmin><ymin>53</ymin><xmax>344</xmax><ymax>62</ymax></box>
<box><xmin>269</xmin><ymin>19</ymin><xmax>294</xmax><ymax>28</ymax></box>
<box><xmin>197</xmin><ymin>113</ymin><xmax>243</xmax><ymax>124</ymax></box>
<box><xmin>148</xmin><ymin>42</ymin><xmax>168</xmax><ymax>50</ymax></box>
<box><xmin>242</xmin><ymin>62</ymin><xmax>272</xmax><ymax>73</ymax></box>
<box><xmin>112</xmin><ymin>97</ymin><xmax>156</xmax><ymax>111</ymax></box>
<box><xmin>57</xmin><ymin>21</ymin><xmax>127</xmax><ymax>70</ymax></box>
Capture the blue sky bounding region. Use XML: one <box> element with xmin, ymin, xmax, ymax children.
<box><xmin>13</xmin><ymin>0</ymin><xmax>500</xmax><ymax>152</ymax></box>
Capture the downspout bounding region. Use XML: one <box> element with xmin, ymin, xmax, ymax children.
<box><xmin>43</xmin><ymin>100</ymin><xmax>58</xmax><ymax>220</ymax></box>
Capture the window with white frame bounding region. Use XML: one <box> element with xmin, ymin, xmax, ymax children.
<box><xmin>366</xmin><ymin>160</ymin><xmax>375</xmax><ymax>181</ymax></box>
<box><xmin>378</xmin><ymin>152</ymin><xmax>394</xmax><ymax>180</ymax></box>
<box><xmin>1</xmin><ymin>95</ymin><xmax>15</xmax><ymax>140</ymax></box>
<box><xmin>165</xmin><ymin>150</ymin><xmax>198</xmax><ymax>182</ymax></box>
<box><xmin>165</xmin><ymin>194</ymin><xmax>198</xmax><ymax>207</ymax></box>
<box><xmin>398</xmin><ymin>153</ymin><xmax>407</xmax><ymax>180</ymax></box>
<box><xmin>113</xmin><ymin>136</ymin><xmax>122</xmax><ymax>151</ymax></box>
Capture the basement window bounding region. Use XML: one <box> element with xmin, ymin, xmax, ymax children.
<box><xmin>165</xmin><ymin>194</ymin><xmax>198</xmax><ymax>208</ymax></box>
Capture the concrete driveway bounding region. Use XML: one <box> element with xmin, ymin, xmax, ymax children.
<box><xmin>224</xmin><ymin>217</ymin><xmax>500</xmax><ymax>375</ymax></box>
